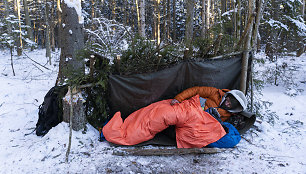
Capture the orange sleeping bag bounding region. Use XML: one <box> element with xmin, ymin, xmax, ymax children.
<box><xmin>102</xmin><ymin>95</ymin><xmax>226</xmax><ymax>148</ymax></box>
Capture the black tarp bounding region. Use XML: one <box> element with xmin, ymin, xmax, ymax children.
<box><xmin>108</xmin><ymin>55</ymin><xmax>245</xmax><ymax>119</ymax></box>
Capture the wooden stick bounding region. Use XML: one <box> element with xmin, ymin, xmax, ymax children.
<box><xmin>65</xmin><ymin>86</ymin><xmax>73</xmax><ymax>163</ymax></box>
<box><xmin>207</xmin><ymin>51</ymin><xmax>245</xmax><ymax>60</ymax></box>
<box><xmin>113</xmin><ymin>148</ymin><xmax>228</xmax><ymax>156</ymax></box>
<box><xmin>23</xmin><ymin>52</ymin><xmax>51</xmax><ymax>70</ymax></box>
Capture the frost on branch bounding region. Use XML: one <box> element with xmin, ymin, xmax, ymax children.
<box><xmin>85</xmin><ymin>17</ymin><xmax>131</xmax><ymax>62</ymax></box>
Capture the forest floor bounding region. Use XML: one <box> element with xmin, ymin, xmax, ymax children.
<box><xmin>0</xmin><ymin>49</ymin><xmax>305</xmax><ymax>174</ymax></box>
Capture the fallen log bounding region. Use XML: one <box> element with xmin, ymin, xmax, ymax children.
<box><xmin>113</xmin><ymin>148</ymin><xmax>229</xmax><ymax>156</ymax></box>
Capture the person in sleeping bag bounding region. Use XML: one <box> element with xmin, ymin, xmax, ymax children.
<box><xmin>170</xmin><ymin>86</ymin><xmax>247</xmax><ymax>121</ymax></box>
<box><xmin>103</xmin><ymin>95</ymin><xmax>227</xmax><ymax>148</ymax></box>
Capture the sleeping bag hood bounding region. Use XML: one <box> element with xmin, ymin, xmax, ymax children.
<box><xmin>220</xmin><ymin>90</ymin><xmax>247</xmax><ymax>113</ymax></box>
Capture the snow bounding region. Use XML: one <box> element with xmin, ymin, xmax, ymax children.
<box><xmin>0</xmin><ymin>49</ymin><xmax>305</xmax><ymax>173</ymax></box>
<box><xmin>267</xmin><ymin>19</ymin><xmax>289</xmax><ymax>31</ymax></box>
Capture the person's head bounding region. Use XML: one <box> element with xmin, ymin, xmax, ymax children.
<box><xmin>220</xmin><ymin>90</ymin><xmax>247</xmax><ymax>113</ymax></box>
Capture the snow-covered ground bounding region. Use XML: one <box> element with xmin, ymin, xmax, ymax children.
<box><xmin>0</xmin><ymin>49</ymin><xmax>305</xmax><ymax>174</ymax></box>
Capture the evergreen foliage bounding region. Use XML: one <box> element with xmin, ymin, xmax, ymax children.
<box><xmin>261</xmin><ymin>0</ymin><xmax>305</xmax><ymax>58</ymax></box>
<box><xmin>118</xmin><ymin>35</ymin><xmax>184</xmax><ymax>74</ymax></box>
<box><xmin>0</xmin><ymin>15</ymin><xmax>36</xmax><ymax>49</ymax></box>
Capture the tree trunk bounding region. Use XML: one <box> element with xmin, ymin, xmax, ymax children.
<box><xmin>63</xmin><ymin>88</ymin><xmax>86</xmax><ymax>131</ymax></box>
<box><xmin>302</xmin><ymin>0</ymin><xmax>305</xmax><ymax>21</ymax></box>
<box><xmin>156</xmin><ymin>0</ymin><xmax>161</xmax><ymax>45</ymax></box>
<box><xmin>44</xmin><ymin>0</ymin><xmax>51</xmax><ymax>63</ymax></box>
<box><xmin>221</xmin><ymin>0</ymin><xmax>226</xmax><ymax>34</ymax></box>
<box><xmin>172</xmin><ymin>0</ymin><xmax>176</xmax><ymax>41</ymax></box>
<box><xmin>206</xmin><ymin>0</ymin><xmax>211</xmax><ymax>39</ymax></box>
<box><xmin>136</xmin><ymin>0</ymin><xmax>145</xmax><ymax>37</ymax></box>
<box><xmin>136</xmin><ymin>0</ymin><xmax>141</xmax><ymax>34</ymax></box>
<box><xmin>140</xmin><ymin>0</ymin><xmax>146</xmax><ymax>37</ymax></box>
<box><xmin>252</xmin><ymin>0</ymin><xmax>264</xmax><ymax>50</ymax></box>
<box><xmin>91</xmin><ymin>0</ymin><xmax>95</xmax><ymax>20</ymax></box>
<box><xmin>237</xmin><ymin>0</ymin><xmax>241</xmax><ymax>39</ymax></box>
<box><xmin>240</xmin><ymin>0</ymin><xmax>255</xmax><ymax>93</ymax></box>
<box><xmin>201</xmin><ymin>0</ymin><xmax>206</xmax><ymax>38</ymax></box>
<box><xmin>50</xmin><ymin>0</ymin><xmax>56</xmax><ymax>51</ymax></box>
<box><xmin>185</xmin><ymin>0</ymin><xmax>195</xmax><ymax>50</ymax></box>
<box><xmin>15</xmin><ymin>0</ymin><xmax>23</xmax><ymax>56</ymax></box>
<box><xmin>23</xmin><ymin>0</ymin><xmax>34</xmax><ymax>50</ymax></box>
<box><xmin>153</xmin><ymin>0</ymin><xmax>157</xmax><ymax>40</ymax></box>
<box><xmin>162</xmin><ymin>0</ymin><xmax>166</xmax><ymax>41</ymax></box>
<box><xmin>166</xmin><ymin>0</ymin><xmax>170</xmax><ymax>40</ymax></box>
<box><xmin>58</xmin><ymin>3</ymin><xmax>84</xmax><ymax>82</ymax></box>
<box><xmin>58</xmin><ymin>2</ymin><xmax>85</xmax><ymax>131</ymax></box>
<box><xmin>57</xmin><ymin>0</ymin><xmax>62</xmax><ymax>48</ymax></box>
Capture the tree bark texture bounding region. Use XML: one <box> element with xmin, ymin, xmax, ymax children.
<box><xmin>252</xmin><ymin>0</ymin><xmax>264</xmax><ymax>50</ymax></box>
<box><xmin>185</xmin><ymin>0</ymin><xmax>195</xmax><ymax>49</ymax></box>
<box><xmin>172</xmin><ymin>0</ymin><xmax>176</xmax><ymax>41</ymax></box>
<box><xmin>58</xmin><ymin>2</ymin><xmax>84</xmax><ymax>82</ymax></box>
<box><xmin>240</xmin><ymin>0</ymin><xmax>255</xmax><ymax>93</ymax></box>
<box><xmin>63</xmin><ymin>93</ymin><xmax>86</xmax><ymax>131</ymax></box>
<box><xmin>136</xmin><ymin>0</ymin><xmax>145</xmax><ymax>37</ymax></box>
<box><xmin>157</xmin><ymin>0</ymin><xmax>161</xmax><ymax>45</ymax></box>
<box><xmin>50</xmin><ymin>0</ymin><xmax>56</xmax><ymax>51</ymax></box>
<box><xmin>206</xmin><ymin>0</ymin><xmax>211</xmax><ymax>38</ymax></box>
<box><xmin>58</xmin><ymin>2</ymin><xmax>86</xmax><ymax>131</ymax></box>
<box><xmin>44</xmin><ymin>0</ymin><xmax>51</xmax><ymax>63</ymax></box>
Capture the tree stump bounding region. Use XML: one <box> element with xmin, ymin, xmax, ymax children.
<box><xmin>63</xmin><ymin>91</ymin><xmax>86</xmax><ymax>131</ymax></box>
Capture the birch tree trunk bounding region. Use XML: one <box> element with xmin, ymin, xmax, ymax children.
<box><xmin>136</xmin><ymin>0</ymin><xmax>145</xmax><ymax>37</ymax></box>
<box><xmin>23</xmin><ymin>0</ymin><xmax>34</xmax><ymax>50</ymax></box>
<box><xmin>240</xmin><ymin>0</ymin><xmax>255</xmax><ymax>93</ymax></box>
<box><xmin>140</xmin><ymin>0</ymin><xmax>146</xmax><ymax>37</ymax></box>
<box><xmin>252</xmin><ymin>0</ymin><xmax>264</xmax><ymax>50</ymax></box>
<box><xmin>206</xmin><ymin>0</ymin><xmax>211</xmax><ymax>39</ymax></box>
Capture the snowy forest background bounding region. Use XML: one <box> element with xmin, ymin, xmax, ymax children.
<box><xmin>0</xmin><ymin>0</ymin><xmax>306</xmax><ymax>173</ymax></box>
<box><xmin>0</xmin><ymin>0</ymin><xmax>305</xmax><ymax>59</ymax></box>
